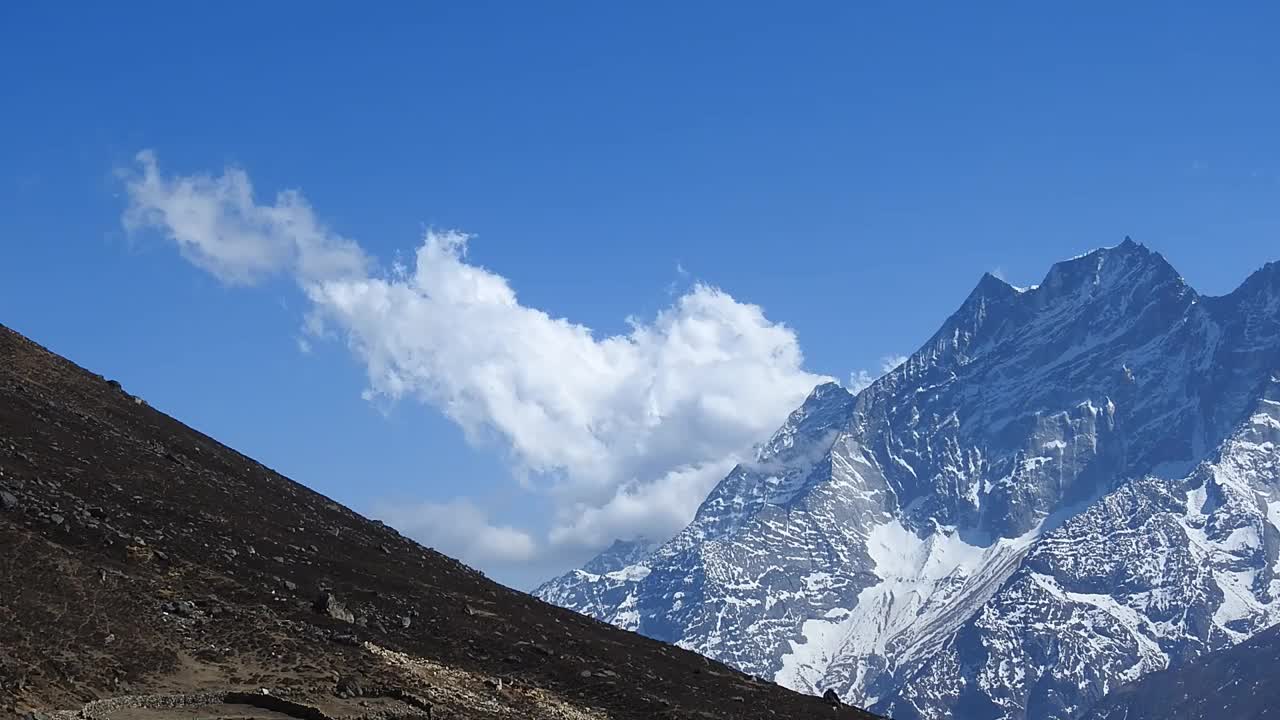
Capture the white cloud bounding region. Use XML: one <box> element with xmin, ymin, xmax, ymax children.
<box><xmin>848</xmin><ymin>354</ymin><xmax>908</xmax><ymax>394</ymax></box>
<box><xmin>881</xmin><ymin>354</ymin><xmax>908</xmax><ymax>371</ymax></box>
<box><xmin>304</xmin><ymin>234</ymin><xmax>827</xmax><ymax>550</ymax></box>
<box><xmin>121</xmin><ymin>152</ymin><xmax>829</xmax><ymax>573</ymax></box>
<box><xmin>120</xmin><ymin>150</ymin><xmax>368</xmax><ymax>285</ymax></box>
<box><xmin>372</xmin><ymin>499</ymin><xmax>537</xmax><ymax>565</ymax></box>
<box><xmin>549</xmin><ymin>458</ymin><xmax>738</xmax><ymax>549</ymax></box>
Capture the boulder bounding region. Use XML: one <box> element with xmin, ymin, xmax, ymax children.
<box><xmin>334</xmin><ymin>675</ymin><xmax>363</xmax><ymax>699</ymax></box>
<box><xmin>313</xmin><ymin>592</ymin><xmax>354</xmax><ymax>623</ymax></box>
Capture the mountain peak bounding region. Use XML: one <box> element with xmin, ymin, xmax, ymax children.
<box><xmin>581</xmin><ymin>537</ymin><xmax>657</xmax><ymax>574</ymax></box>
<box><xmin>974</xmin><ymin>270</ymin><xmax>1016</xmax><ymax>295</ymax></box>
<box><xmin>1038</xmin><ymin>237</ymin><xmax>1184</xmax><ymax>300</ymax></box>
<box><xmin>808</xmin><ymin>379</ymin><xmax>852</xmax><ymax>403</ymax></box>
<box><xmin>538</xmin><ymin>245</ymin><xmax>1280</xmax><ymax>720</ymax></box>
<box><xmin>756</xmin><ymin>381</ymin><xmax>854</xmax><ymax>459</ymax></box>
<box><xmin>1225</xmin><ymin>258</ymin><xmax>1280</xmax><ymax>302</ymax></box>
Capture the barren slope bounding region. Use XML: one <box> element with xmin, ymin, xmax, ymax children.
<box><xmin>0</xmin><ymin>322</ymin><xmax>878</xmax><ymax>720</ymax></box>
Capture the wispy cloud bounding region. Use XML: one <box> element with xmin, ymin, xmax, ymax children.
<box><xmin>120</xmin><ymin>151</ymin><xmax>829</xmax><ymax>575</ymax></box>
<box><xmin>848</xmin><ymin>354</ymin><xmax>907</xmax><ymax>394</ymax></box>
<box><xmin>121</xmin><ymin>150</ymin><xmax>368</xmax><ymax>285</ymax></box>
<box><xmin>372</xmin><ymin>498</ymin><xmax>537</xmax><ymax>565</ymax></box>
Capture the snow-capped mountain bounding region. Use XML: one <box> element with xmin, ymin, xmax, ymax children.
<box><xmin>535</xmin><ymin>538</ymin><xmax>659</xmax><ymax>630</ymax></box>
<box><xmin>535</xmin><ymin>239</ymin><xmax>1280</xmax><ymax>720</ymax></box>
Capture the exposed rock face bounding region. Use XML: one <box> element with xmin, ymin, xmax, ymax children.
<box><xmin>1080</xmin><ymin>622</ymin><xmax>1280</xmax><ymax>720</ymax></box>
<box><xmin>537</xmin><ymin>242</ymin><xmax>1280</xmax><ymax>720</ymax></box>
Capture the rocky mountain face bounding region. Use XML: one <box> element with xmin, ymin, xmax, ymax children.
<box><xmin>535</xmin><ymin>240</ymin><xmax>1280</xmax><ymax>720</ymax></box>
<box><xmin>1080</xmin><ymin>622</ymin><xmax>1280</xmax><ymax>720</ymax></box>
<box><xmin>0</xmin><ymin>322</ymin><xmax>879</xmax><ymax>720</ymax></box>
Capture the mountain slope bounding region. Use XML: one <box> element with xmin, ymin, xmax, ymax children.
<box><xmin>537</xmin><ymin>241</ymin><xmax>1280</xmax><ymax>720</ymax></box>
<box><xmin>0</xmin><ymin>322</ymin><xmax>879</xmax><ymax>720</ymax></box>
<box><xmin>1080</xmin><ymin>622</ymin><xmax>1280</xmax><ymax>720</ymax></box>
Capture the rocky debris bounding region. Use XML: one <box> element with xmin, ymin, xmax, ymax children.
<box><xmin>335</xmin><ymin>675</ymin><xmax>363</xmax><ymax>699</ymax></box>
<box><xmin>160</xmin><ymin>599</ymin><xmax>199</xmax><ymax>618</ymax></box>
<box><xmin>0</xmin><ymin>489</ymin><xmax>17</xmax><ymax>511</ymax></box>
<box><xmin>313</xmin><ymin>591</ymin><xmax>355</xmax><ymax>623</ymax></box>
<box><xmin>54</xmin><ymin>689</ymin><xmax>433</xmax><ymax>720</ymax></box>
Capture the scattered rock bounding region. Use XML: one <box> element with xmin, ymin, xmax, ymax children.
<box><xmin>0</xmin><ymin>490</ymin><xmax>17</xmax><ymax>511</ymax></box>
<box><xmin>162</xmin><ymin>600</ymin><xmax>199</xmax><ymax>618</ymax></box>
<box><xmin>313</xmin><ymin>592</ymin><xmax>355</xmax><ymax>623</ymax></box>
<box><xmin>334</xmin><ymin>675</ymin><xmax>363</xmax><ymax>699</ymax></box>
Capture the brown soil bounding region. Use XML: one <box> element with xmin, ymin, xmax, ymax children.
<box><xmin>0</xmin><ymin>322</ymin><xmax>880</xmax><ymax>720</ymax></box>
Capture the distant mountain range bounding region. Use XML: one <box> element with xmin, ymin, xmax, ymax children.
<box><xmin>537</xmin><ymin>239</ymin><xmax>1280</xmax><ymax>720</ymax></box>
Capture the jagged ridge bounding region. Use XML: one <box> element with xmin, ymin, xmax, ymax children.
<box><xmin>536</xmin><ymin>240</ymin><xmax>1280</xmax><ymax>720</ymax></box>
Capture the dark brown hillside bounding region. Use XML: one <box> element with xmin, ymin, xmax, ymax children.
<box><xmin>0</xmin><ymin>322</ymin><xmax>880</xmax><ymax>720</ymax></box>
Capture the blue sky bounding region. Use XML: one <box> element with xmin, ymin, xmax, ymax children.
<box><xmin>2</xmin><ymin>2</ymin><xmax>1278</xmax><ymax>588</ymax></box>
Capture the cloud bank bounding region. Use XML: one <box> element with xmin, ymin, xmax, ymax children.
<box><xmin>120</xmin><ymin>151</ymin><xmax>829</xmax><ymax>577</ymax></box>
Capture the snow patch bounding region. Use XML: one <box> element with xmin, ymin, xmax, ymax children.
<box><xmin>775</xmin><ymin>519</ymin><xmax>1036</xmax><ymax>699</ymax></box>
<box><xmin>605</xmin><ymin>564</ymin><xmax>651</xmax><ymax>583</ymax></box>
